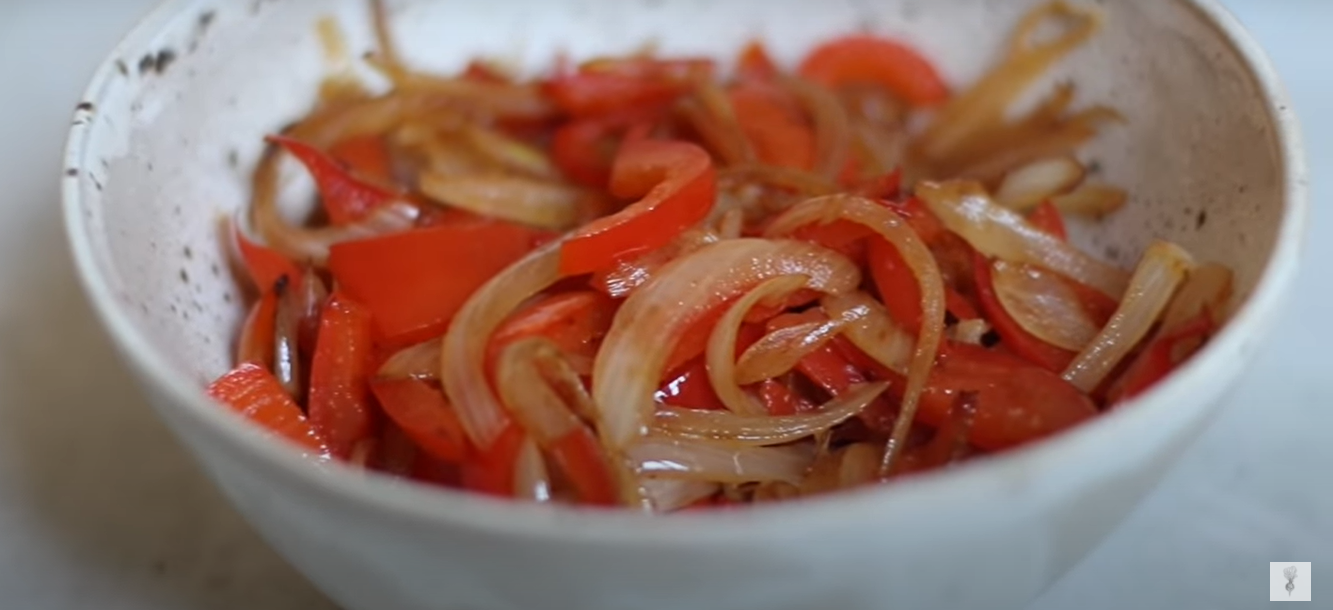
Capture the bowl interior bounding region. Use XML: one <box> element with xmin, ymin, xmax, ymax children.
<box><xmin>68</xmin><ymin>0</ymin><xmax>1284</xmax><ymax>460</ymax></box>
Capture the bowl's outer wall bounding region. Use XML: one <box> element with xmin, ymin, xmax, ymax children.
<box><xmin>65</xmin><ymin>0</ymin><xmax>1294</xmax><ymax>609</ymax></box>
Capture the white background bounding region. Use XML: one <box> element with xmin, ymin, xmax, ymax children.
<box><xmin>0</xmin><ymin>1</ymin><xmax>1328</xmax><ymax>609</ymax></box>
<box><xmin>1270</xmin><ymin>562</ymin><xmax>1312</xmax><ymax>602</ymax></box>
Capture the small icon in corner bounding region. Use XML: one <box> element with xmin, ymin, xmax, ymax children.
<box><xmin>1271</xmin><ymin>562</ymin><xmax>1312</xmax><ymax>601</ymax></box>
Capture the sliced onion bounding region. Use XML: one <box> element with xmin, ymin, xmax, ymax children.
<box><xmin>628</xmin><ymin>437</ymin><xmax>816</xmax><ymax>485</ymax></box>
<box><xmin>513</xmin><ymin>436</ymin><xmax>554</xmax><ymax>503</ymax></box>
<box><xmin>1051</xmin><ymin>182</ymin><xmax>1128</xmax><ymax>218</ymax></box>
<box><xmin>799</xmin><ymin>442</ymin><xmax>881</xmax><ymax>496</ymax></box>
<box><xmin>593</xmin><ymin>228</ymin><xmax>721</xmax><ymax>299</ymax></box>
<box><xmin>593</xmin><ymin>238</ymin><xmax>861</xmax><ymax>451</ymax></box>
<box><xmin>419</xmin><ymin>173</ymin><xmax>585</xmax><ymax>230</ymax></box>
<box><xmin>995</xmin><ymin>156</ymin><xmax>1085</xmax><ymax>210</ymax></box>
<box><xmin>918</xmin><ymin>180</ymin><xmax>1129</xmax><ymax>298</ymax></box>
<box><xmin>991</xmin><ymin>259</ymin><xmax>1101</xmax><ymax>351</ymax></box>
<box><xmin>495</xmin><ymin>337</ymin><xmax>596</xmax><ymax>445</ymax></box>
<box><xmin>640</xmin><ymin>478</ymin><xmax>719</xmax><ymax>513</ymax></box>
<box><xmin>822</xmin><ymin>291</ymin><xmax>914</xmax><ymax>376</ymax></box>
<box><xmin>377</xmin><ymin>338</ymin><xmax>442</xmax><ymax>381</ymax></box>
<box><xmin>462</xmin><ymin>125</ymin><xmax>558</xmax><ymax>179</ymax></box>
<box><xmin>250</xmin><ymin>145</ymin><xmax>420</xmax><ymax>264</ymax></box>
<box><xmin>917</xmin><ymin>1</ymin><xmax>1102</xmax><ymax>162</ymax></box>
<box><xmin>949</xmin><ymin>318</ymin><xmax>992</xmax><ymax>345</ymax></box>
<box><xmin>272</xmin><ymin>276</ymin><xmax>303</xmax><ymax>398</ymax></box>
<box><xmin>852</xmin><ymin>117</ymin><xmax>909</xmax><ymax>177</ymax></box>
<box><xmin>442</xmin><ymin>240</ymin><xmax>562</xmax><ymax>448</ymax></box>
<box><xmin>734</xmin><ymin>312</ymin><xmax>845</xmax><ymax>385</ymax></box>
<box><xmin>765</xmin><ymin>196</ymin><xmax>944</xmax><ymax>473</ymax></box>
<box><xmin>654</xmin><ymin>382</ymin><xmax>888</xmax><ymax>446</ymax></box>
<box><xmin>707</xmin><ymin>276</ymin><xmax>809</xmax><ymax>415</ymax></box>
<box><xmin>781</xmin><ymin>76</ymin><xmax>851</xmax><ymax>182</ymax></box>
<box><xmin>718</xmin><ymin>164</ymin><xmax>839</xmax><ymax>196</ymax></box>
<box><xmin>369</xmin><ymin>0</ymin><xmax>406</xmax><ymax>81</ymax></box>
<box><xmin>680</xmin><ymin>79</ymin><xmax>754</xmax><ymax>166</ymax></box>
<box><xmin>716</xmin><ymin>208</ymin><xmax>744</xmax><ymax>240</ymax></box>
<box><xmin>1063</xmin><ymin>240</ymin><xmax>1194</xmax><ymax>392</ymax></box>
<box><xmin>1161</xmin><ymin>262</ymin><xmax>1233</xmax><ymax>330</ymax></box>
<box><xmin>953</xmin><ymin>108</ymin><xmax>1120</xmax><ymax>182</ymax></box>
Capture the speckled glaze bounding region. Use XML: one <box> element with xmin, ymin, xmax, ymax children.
<box><xmin>62</xmin><ymin>1</ymin><xmax>1306</xmax><ymax>609</ymax></box>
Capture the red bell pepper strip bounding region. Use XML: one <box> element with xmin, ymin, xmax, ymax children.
<box><xmin>972</xmin><ymin>250</ymin><xmax>1077</xmax><ymax>373</ymax></box>
<box><xmin>233</xmin><ymin>224</ymin><xmax>301</xmax><ymax>294</ymax></box>
<box><xmin>1027</xmin><ymin>200</ymin><xmax>1068</xmax><ymax>241</ymax></box>
<box><xmin>411</xmin><ymin>452</ymin><xmax>462</xmax><ymax>487</ymax></box>
<box><xmin>728</xmin><ymin>83</ymin><xmax>817</xmax><ymax>170</ymax></box>
<box><xmin>1106</xmin><ymin>311</ymin><xmax>1216</xmax><ymax>404</ymax></box>
<box><xmin>328</xmin><ymin>221</ymin><xmax>542</xmax><ymax>345</ymax></box>
<box><xmin>736</xmin><ymin>41</ymin><xmax>779</xmax><ymax>82</ymax></box>
<box><xmin>490</xmin><ymin>291</ymin><xmax>618</xmax><ymax>364</ymax></box>
<box><xmin>558</xmin><ymin>139</ymin><xmax>716</xmax><ymax>276</ymax></box>
<box><xmin>548</xmin><ymin>426</ymin><xmax>618</xmax><ymax>505</ymax></box>
<box><xmin>791</xmin><ymin>219</ymin><xmax>876</xmax><ymax>263</ymax></box>
<box><xmin>369</xmin><ymin>378</ymin><xmax>469</xmax><ymax>463</ymax></box>
<box><xmin>663</xmin><ymin>307</ymin><xmax>769</xmax><ymax>376</ymax></box>
<box><xmin>329</xmin><ymin>134</ymin><xmax>395</xmax><ymax>185</ymax></box>
<box><xmin>459</xmin><ymin>424</ymin><xmax>525</xmax><ymax>498</ymax></box>
<box><xmin>550</xmin><ymin>108</ymin><xmax>662</xmax><ymax>188</ymax></box>
<box><xmin>656</xmin><ymin>357</ymin><xmax>728</xmax><ymax>411</ymax></box>
<box><xmin>915</xmin><ymin>343</ymin><xmax>1097</xmax><ymax>450</ymax></box>
<box><xmin>798</xmin><ymin>35</ymin><xmax>950</xmax><ymax>106</ymax></box>
<box><xmin>756</xmin><ymin>377</ymin><xmax>811</xmax><ymax>416</ymax></box>
<box><xmin>544</xmin><ymin>72</ymin><xmax>687</xmax><ymax>118</ymax></box>
<box><xmin>267</xmin><ymin>134</ymin><xmax>400</xmax><ymax>225</ymax></box>
<box><xmin>236</xmin><ymin>288</ymin><xmax>279</xmax><ymax>369</ymax></box>
<box><xmin>855</xmin><ymin>168</ymin><xmax>904</xmax><ymax>202</ymax></box>
<box><xmin>207</xmin><ymin>362</ymin><xmax>329</xmax><ymax>454</ymax></box>
<box><xmin>307</xmin><ymin>293</ymin><xmax>377</xmax><ymax>458</ymax></box>
<box><xmin>373</xmin><ymin>421</ymin><xmax>420</xmax><ymax>478</ymax></box>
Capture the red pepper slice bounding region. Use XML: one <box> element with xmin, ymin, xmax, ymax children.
<box><xmin>544</xmin><ymin>72</ymin><xmax>687</xmax><ymax>118</ymax></box>
<box><xmin>972</xmin><ymin>250</ymin><xmax>1077</xmax><ymax>373</ymax></box>
<box><xmin>755</xmin><ymin>377</ymin><xmax>812</xmax><ymax>416</ymax></box>
<box><xmin>656</xmin><ymin>357</ymin><xmax>728</xmax><ymax>411</ymax></box>
<box><xmin>791</xmin><ymin>219</ymin><xmax>876</xmax><ymax>263</ymax></box>
<box><xmin>373</xmin><ymin>421</ymin><xmax>420</xmax><ymax>478</ymax></box>
<box><xmin>459</xmin><ymin>424</ymin><xmax>525</xmax><ymax>498</ymax></box>
<box><xmin>916</xmin><ymin>343</ymin><xmax>1097</xmax><ymax>450</ymax></box>
<box><xmin>854</xmin><ymin>168</ymin><xmax>903</xmax><ymax>201</ymax></box>
<box><xmin>236</xmin><ymin>288</ymin><xmax>279</xmax><ymax>369</ymax></box>
<box><xmin>307</xmin><ymin>293</ymin><xmax>377</xmax><ymax>458</ymax></box>
<box><xmin>550</xmin><ymin>108</ymin><xmax>662</xmax><ymax>188</ymax></box>
<box><xmin>736</xmin><ymin>41</ymin><xmax>779</xmax><ymax>82</ymax></box>
<box><xmin>558</xmin><ymin>139</ymin><xmax>716</xmax><ymax>276</ymax></box>
<box><xmin>329</xmin><ymin>134</ymin><xmax>395</xmax><ymax>185</ymax></box>
<box><xmin>490</xmin><ymin>290</ymin><xmax>618</xmax><ymax>364</ymax></box>
<box><xmin>798</xmin><ymin>35</ymin><xmax>950</xmax><ymax>106</ymax></box>
<box><xmin>328</xmin><ymin>221</ymin><xmax>543</xmax><ymax>345</ymax></box>
<box><xmin>207</xmin><ymin>362</ymin><xmax>329</xmax><ymax>454</ymax></box>
<box><xmin>1106</xmin><ymin>311</ymin><xmax>1216</xmax><ymax>404</ymax></box>
<box><xmin>369</xmin><ymin>378</ymin><xmax>469</xmax><ymax>463</ymax></box>
<box><xmin>729</xmin><ymin>83</ymin><xmax>817</xmax><ymax>171</ymax></box>
<box><xmin>1027</xmin><ymin>200</ymin><xmax>1068</xmax><ymax>241</ymax></box>
<box><xmin>267</xmin><ymin>135</ymin><xmax>401</xmax><ymax>226</ymax></box>
<box><xmin>548</xmin><ymin>426</ymin><xmax>618</xmax><ymax>506</ymax></box>
<box><xmin>233</xmin><ymin>225</ymin><xmax>301</xmax><ymax>294</ymax></box>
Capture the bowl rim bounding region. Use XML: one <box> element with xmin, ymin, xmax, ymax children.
<box><xmin>60</xmin><ymin>0</ymin><xmax>1308</xmax><ymax>544</ymax></box>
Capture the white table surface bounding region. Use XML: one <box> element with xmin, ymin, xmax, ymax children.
<box><xmin>0</xmin><ymin>2</ymin><xmax>1327</xmax><ymax>609</ymax></box>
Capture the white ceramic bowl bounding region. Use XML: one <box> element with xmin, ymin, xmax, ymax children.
<box><xmin>62</xmin><ymin>1</ymin><xmax>1305</xmax><ymax>609</ymax></box>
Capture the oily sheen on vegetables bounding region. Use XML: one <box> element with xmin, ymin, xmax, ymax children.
<box><xmin>205</xmin><ymin>0</ymin><xmax>1235</xmax><ymax>511</ymax></box>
